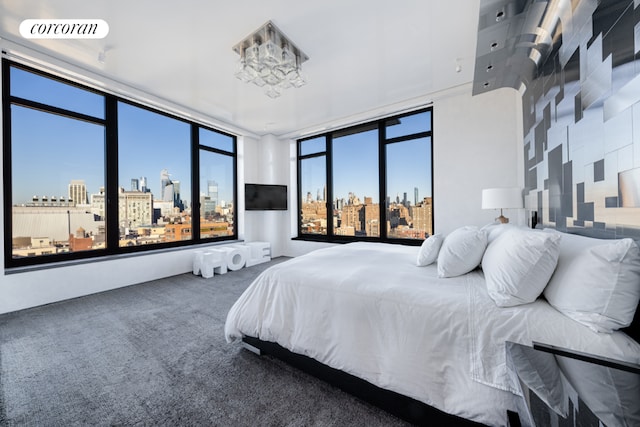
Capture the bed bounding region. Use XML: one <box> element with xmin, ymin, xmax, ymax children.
<box><xmin>225</xmin><ymin>226</ymin><xmax>640</xmax><ymax>426</ymax></box>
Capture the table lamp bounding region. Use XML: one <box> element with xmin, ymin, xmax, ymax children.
<box><xmin>482</xmin><ymin>187</ymin><xmax>523</xmax><ymax>224</ymax></box>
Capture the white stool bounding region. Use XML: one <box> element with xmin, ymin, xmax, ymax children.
<box><xmin>243</xmin><ymin>242</ymin><xmax>271</xmax><ymax>267</ymax></box>
<box><xmin>192</xmin><ymin>250</ymin><xmax>205</xmax><ymax>276</ymax></box>
<box><xmin>201</xmin><ymin>250</ymin><xmax>228</xmax><ymax>278</ymax></box>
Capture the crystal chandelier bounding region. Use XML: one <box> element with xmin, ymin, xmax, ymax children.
<box><xmin>233</xmin><ymin>21</ymin><xmax>309</xmax><ymax>98</ymax></box>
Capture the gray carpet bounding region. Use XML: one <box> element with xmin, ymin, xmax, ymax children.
<box><xmin>0</xmin><ymin>258</ymin><xmax>409</xmax><ymax>426</ymax></box>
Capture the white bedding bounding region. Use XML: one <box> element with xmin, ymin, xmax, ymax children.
<box><xmin>225</xmin><ymin>242</ymin><xmax>640</xmax><ymax>426</ymax></box>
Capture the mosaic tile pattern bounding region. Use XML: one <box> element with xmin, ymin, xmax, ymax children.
<box><xmin>522</xmin><ymin>0</ymin><xmax>640</xmax><ymax>239</ymax></box>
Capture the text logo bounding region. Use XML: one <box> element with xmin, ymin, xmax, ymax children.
<box><xmin>20</xmin><ymin>19</ymin><xmax>109</xmax><ymax>39</ymax></box>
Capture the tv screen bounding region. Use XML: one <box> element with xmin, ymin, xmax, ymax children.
<box><xmin>245</xmin><ymin>184</ymin><xmax>288</xmax><ymax>211</ymax></box>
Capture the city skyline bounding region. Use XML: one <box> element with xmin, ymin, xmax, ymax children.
<box><xmin>303</xmin><ymin>186</ymin><xmax>429</xmax><ymax>206</ymax></box>
<box><xmin>11</xmin><ymin>64</ymin><xmax>429</xmax><ymax>217</ymax></box>
<box><xmin>300</xmin><ymin>111</ymin><xmax>432</xmax><ymax>204</ymax></box>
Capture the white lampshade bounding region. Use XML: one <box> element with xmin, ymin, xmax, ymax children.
<box><xmin>482</xmin><ymin>187</ymin><xmax>523</xmax><ymax>209</ymax></box>
<box><xmin>482</xmin><ymin>187</ymin><xmax>523</xmax><ymax>223</ymax></box>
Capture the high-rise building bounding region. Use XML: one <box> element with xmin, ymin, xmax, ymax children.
<box><xmin>131</xmin><ymin>178</ymin><xmax>139</xmax><ymax>192</ymax></box>
<box><xmin>119</xmin><ymin>188</ymin><xmax>153</xmax><ymax>230</ymax></box>
<box><xmin>173</xmin><ymin>180</ymin><xmax>182</xmax><ymax>209</ymax></box>
<box><xmin>68</xmin><ymin>180</ymin><xmax>88</xmax><ymax>206</ymax></box>
<box><xmin>163</xmin><ymin>183</ymin><xmax>175</xmax><ymax>203</ymax></box>
<box><xmin>200</xmin><ymin>195</ymin><xmax>216</xmax><ymax>219</ymax></box>
<box><xmin>90</xmin><ymin>187</ymin><xmax>106</xmax><ymax>220</ymax></box>
<box><xmin>363</xmin><ymin>198</ymin><xmax>380</xmax><ymax>237</ymax></box>
<box><xmin>410</xmin><ymin>197</ymin><xmax>433</xmax><ymax>237</ymax></box>
<box><xmin>414</xmin><ymin>187</ymin><xmax>419</xmax><ymax>206</ymax></box>
<box><xmin>207</xmin><ymin>180</ymin><xmax>218</xmax><ymax>207</ymax></box>
<box><xmin>160</xmin><ymin>169</ymin><xmax>172</xmax><ymax>202</ymax></box>
<box><xmin>140</xmin><ymin>176</ymin><xmax>148</xmax><ymax>193</ymax></box>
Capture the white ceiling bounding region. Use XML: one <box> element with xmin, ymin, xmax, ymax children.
<box><xmin>0</xmin><ymin>0</ymin><xmax>481</xmax><ymax>137</ymax></box>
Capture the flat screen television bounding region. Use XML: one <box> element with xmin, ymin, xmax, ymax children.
<box><xmin>245</xmin><ymin>183</ymin><xmax>288</xmax><ymax>211</ymax></box>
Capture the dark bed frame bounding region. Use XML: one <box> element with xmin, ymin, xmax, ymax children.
<box><xmin>242</xmin><ymin>336</ymin><xmax>487</xmax><ymax>426</ymax></box>
<box><xmin>241</xmin><ymin>305</ymin><xmax>640</xmax><ymax>427</ymax></box>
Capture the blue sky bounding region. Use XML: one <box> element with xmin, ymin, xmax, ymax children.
<box><xmin>301</xmin><ymin>112</ymin><xmax>433</xmax><ymax>204</ymax></box>
<box><xmin>117</xmin><ymin>102</ymin><xmax>192</xmax><ymax>201</ymax></box>
<box><xmin>10</xmin><ymin>66</ymin><xmax>236</xmax><ymax>206</ymax></box>
<box><xmin>12</xmin><ymin>105</ymin><xmax>105</xmax><ymax>203</ymax></box>
<box><xmin>10</xmin><ymin>65</ymin><xmax>430</xmax><ymax>208</ymax></box>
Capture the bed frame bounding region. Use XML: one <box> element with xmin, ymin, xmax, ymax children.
<box><xmin>242</xmin><ymin>336</ymin><xmax>487</xmax><ymax>426</ymax></box>
<box><xmin>241</xmin><ymin>302</ymin><xmax>639</xmax><ymax>427</ymax></box>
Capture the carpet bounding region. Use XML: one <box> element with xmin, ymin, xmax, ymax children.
<box><xmin>0</xmin><ymin>257</ymin><xmax>408</xmax><ymax>426</ymax></box>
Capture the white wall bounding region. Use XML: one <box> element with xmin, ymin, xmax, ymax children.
<box><xmin>434</xmin><ymin>86</ymin><xmax>524</xmax><ymax>234</ymax></box>
<box><xmin>242</xmin><ymin>134</ymin><xmax>290</xmax><ymax>257</ymax></box>
<box><xmin>0</xmin><ymin>248</ymin><xmax>216</xmax><ymax>313</ymax></box>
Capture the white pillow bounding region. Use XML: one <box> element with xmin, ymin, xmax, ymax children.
<box><xmin>437</xmin><ymin>226</ymin><xmax>488</xmax><ymax>278</ymax></box>
<box><xmin>543</xmin><ymin>231</ymin><xmax>640</xmax><ymax>333</ymax></box>
<box><xmin>416</xmin><ymin>234</ymin><xmax>444</xmax><ymax>266</ymax></box>
<box><xmin>481</xmin><ymin>223</ymin><xmax>523</xmax><ymax>244</ymax></box>
<box><xmin>482</xmin><ymin>228</ymin><xmax>561</xmax><ymax>307</ymax></box>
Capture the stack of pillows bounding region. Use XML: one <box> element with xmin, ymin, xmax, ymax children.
<box><xmin>416</xmin><ymin>224</ymin><xmax>640</xmax><ymax>334</ymax></box>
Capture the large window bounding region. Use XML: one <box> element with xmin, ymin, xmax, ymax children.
<box><xmin>297</xmin><ymin>108</ymin><xmax>433</xmax><ymax>244</ymax></box>
<box><xmin>299</xmin><ymin>136</ymin><xmax>327</xmax><ymax>235</ymax></box>
<box><xmin>198</xmin><ymin>128</ymin><xmax>235</xmax><ymax>239</ymax></box>
<box><xmin>3</xmin><ymin>60</ymin><xmax>237</xmax><ymax>267</ymax></box>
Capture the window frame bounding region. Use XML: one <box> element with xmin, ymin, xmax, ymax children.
<box><xmin>2</xmin><ymin>59</ymin><xmax>238</xmax><ymax>269</ymax></box>
<box><xmin>296</xmin><ymin>107</ymin><xmax>434</xmax><ymax>246</ymax></box>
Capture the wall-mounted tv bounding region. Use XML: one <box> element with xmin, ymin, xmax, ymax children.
<box><xmin>245</xmin><ymin>184</ymin><xmax>288</xmax><ymax>211</ymax></box>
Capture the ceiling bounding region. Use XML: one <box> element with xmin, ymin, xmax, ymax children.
<box><xmin>0</xmin><ymin>1</ymin><xmax>482</xmax><ymax>137</ymax></box>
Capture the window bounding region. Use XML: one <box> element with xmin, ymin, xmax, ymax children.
<box><xmin>3</xmin><ymin>60</ymin><xmax>237</xmax><ymax>267</ymax></box>
<box><xmin>198</xmin><ymin>128</ymin><xmax>236</xmax><ymax>239</ymax></box>
<box><xmin>7</xmin><ymin>66</ymin><xmax>107</xmax><ymax>259</ymax></box>
<box><xmin>297</xmin><ymin>108</ymin><xmax>433</xmax><ymax>244</ymax></box>
<box><xmin>332</xmin><ymin>125</ymin><xmax>380</xmax><ymax>237</ymax></box>
<box><xmin>299</xmin><ymin>137</ymin><xmax>327</xmax><ymax>235</ymax></box>
<box><xmin>118</xmin><ymin>102</ymin><xmax>192</xmax><ymax>246</ymax></box>
<box><xmin>384</xmin><ymin>111</ymin><xmax>433</xmax><ymax>240</ymax></box>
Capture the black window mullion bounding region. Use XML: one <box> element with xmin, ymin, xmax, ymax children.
<box><xmin>191</xmin><ymin>125</ymin><xmax>200</xmax><ymax>243</ymax></box>
<box><xmin>325</xmin><ymin>134</ymin><xmax>334</xmax><ymax>238</ymax></box>
<box><xmin>378</xmin><ymin>123</ymin><xmax>387</xmax><ymax>240</ymax></box>
<box><xmin>385</xmin><ymin>130</ymin><xmax>432</xmax><ymax>145</ymax></box>
<box><xmin>8</xmin><ymin>96</ymin><xmax>105</xmax><ymax>126</ymax></box>
<box><xmin>296</xmin><ymin>150</ymin><xmax>303</xmax><ymax>238</ymax></box>
<box><xmin>231</xmin><ymin>136</ymin><xmax>238</xmax><ymax>241</ymax></box>
<box><xmin>3</xmin><ymin>58</ymin><xmax>14</xmax><ymax>267</ymax></box>
<box><xmin>104</xmin><ymin>94</ymin><xmax>119</xmax><ymax>254</ymax></box>
<box><xmin>429</xmin><ymin>109</ymin><xmax>435</xmax><ymax>235</ymax></box>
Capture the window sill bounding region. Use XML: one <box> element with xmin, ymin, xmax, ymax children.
<box><xmin>5</xmin><ymin>239</ymin><xmax>244</xmax><ymax>275</ymax></box>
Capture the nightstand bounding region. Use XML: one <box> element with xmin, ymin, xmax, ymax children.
<box><xmin>505</xmin><ymin>341</ymin><xmax>640</xmax><ymax>427</ymax></box>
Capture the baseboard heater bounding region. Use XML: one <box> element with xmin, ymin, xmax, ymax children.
<box><xmin>241</xmin><ymin>336</ymin><xmax>485</xmax><ymax>426</ymax></box>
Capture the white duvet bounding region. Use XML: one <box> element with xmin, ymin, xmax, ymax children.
<box><xmin>225</xmin><ymin>242</ymin><xmax>640</xmax><ymax>426</ymax></box>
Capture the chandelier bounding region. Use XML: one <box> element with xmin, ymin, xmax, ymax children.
<box><xmin>233</xmin><ymin>21</ymin><xmax>309</xmax><ymax>98</ymax></box>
